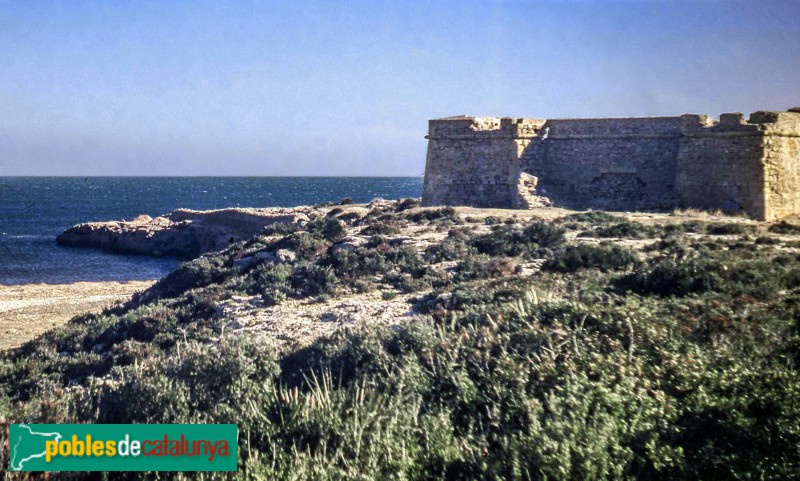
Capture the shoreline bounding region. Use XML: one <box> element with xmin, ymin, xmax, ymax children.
<box><xmin>0</xmin><ymin>280</ymin><xmax>155</xmax><ymax>351</ymax></box>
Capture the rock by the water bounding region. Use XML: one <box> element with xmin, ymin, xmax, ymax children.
<box><xmin>57</xmin><ymin>207</ymin><xmax>310</xmax><ymax>258</ymax></box>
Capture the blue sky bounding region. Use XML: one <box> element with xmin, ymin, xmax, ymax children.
<box><xmin>1</xmin><ymin>0</ymin><xmax>798</xmax><ymax>176</ymax></box>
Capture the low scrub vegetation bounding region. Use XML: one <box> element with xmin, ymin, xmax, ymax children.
<box><xmin>470</xmin><ymin>221</ymin><xmax>565</xmax><ymax>257</ymax></box>
<box><xmin>1</xmin><ymin>201</ymin><xmax>799</xmax><ymax>480</ymax></box>
<box><xmin>578</xmin><ymin>220</ymin><xmax>659</xmax><ymax>239</ymax></box>
<box><xmin>769</xmin><ymin>220</ymin><xmax>800</xmax><ymax>235</ymax></box>
<box><xmin>705</xmin><ymin>222</ymin><xmax>756</xmax><ymax>236</ymax></box>
<box><xmin>543</xmin><ymin>242</ymin><xmax>639</xmax><ymax>272</ymax></box>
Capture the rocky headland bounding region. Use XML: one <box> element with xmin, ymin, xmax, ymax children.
<box><xmin>56</xmin><ymin>207</ymin><xmax>315</xmax><ymax>258</ymax></box>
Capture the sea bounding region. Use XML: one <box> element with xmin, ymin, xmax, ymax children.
<box><xmin>0</xmin><ymin>177</ymin><xmax>423</xmax><ymax>285</ymax></box>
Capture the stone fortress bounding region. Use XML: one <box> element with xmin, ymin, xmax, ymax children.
<box><xmin>421</xmin><ymin>107</ymin><xmax>800</xmax><ymax>220</ymax></box>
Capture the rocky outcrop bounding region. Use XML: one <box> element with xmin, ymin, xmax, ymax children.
<box><xmin>56</xmin><ymin>208</ymin><xmax>311</xmax><ymax>258</ymax></box>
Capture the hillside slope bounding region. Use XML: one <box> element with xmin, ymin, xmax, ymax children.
<box><xmin>2</xmin><ymin>199</ymin><xmax>800</xmax><ymax>479</ymax></box>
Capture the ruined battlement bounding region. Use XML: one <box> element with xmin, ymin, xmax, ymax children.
<box><xmin>681</xmin><ymin>110</ymin><xmax>800</xmax><ymax>134</ymax></box>
<box><xmin>427</xmin><ymin>116</ymin><xmax>545</xmax><ymax>139</ymax></box>
<box><xmin>422</xmin><ymin>108</ymin><xmax>800</xmax><ymax>220</ymax></box>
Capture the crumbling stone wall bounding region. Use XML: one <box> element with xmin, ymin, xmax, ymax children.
<box><xmin>422</xmin><ymin>109</ymin><xmax>800</xmax><ymax>220</ymax></box>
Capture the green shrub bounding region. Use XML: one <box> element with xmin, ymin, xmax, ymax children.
<box><xmin>579</xmin><ymin>220</ymin><xmax>658</xmax><ymax>239</ymax></box>
<box><xmin>291</xmin><ymin>262</ymin><xmax>338</xmax><ymax>297</ymax></box>
<box><xmin>262</xmin><ymin>222</ymin><xmax>300</xmax><ymax>236</ymax></box>
<box><xmin>453</xmin><ymin>254</ymin><xmax>517</xmax><ymax>282</ymax></box>
<box><xmin>706</xmin><ymin>222</ymin><xmax>755</xmax><ymax>235</ymax></box>
<box><xmin>307</xmin><ymin>217</ymin><xmax>346</xmax><ymax>242</ymax></box>
<box><xmin>322</xmin><ymin>241</ymin><xmax>436</xmax><ymax>293</ymax></box>
<box><xmin>544</xmin><ymin>243</ymin><xmax>639</xmax><ymax>273</ymax></box>
<box><xmin>521</xmin><ymin>221</ymin><xmax>566</xmax><ymax>248</ymax></box>
<box><xmin>561</xmin><ymin>211</ymin><xmax>620</xmax><ymax>224</ymax></box>
<box><xmin>755</xmin><ymin>235</ymin><xmax>781</xmax><ymax>245</ymax></box>
<box><xmin>245</xmin><ymin>262</ymin><xmax>293</xmax><ymax>304</ymax></box>
<box><xmin>274</xmin><ymin>232</ymin><xmax>330</xmax><ymax>260</ymax></box>
<box><xmin>471</xmin><ymin>221</ymin><xmax>565</xmax><ymax>257</ymax></box>
<box><xmin>325</xmin><ymin>246</ymin><xmax>387</xmax><ymax>279</ymax></box>
<box><xmin>413</xmin><ymin>282</ymin><xmax>520</xmax><ymax>314</ymax></box>
<box><xmin>769</xmin><ymin>220</ymin><xmax>800</xmax><ymax>235</ymax></box>
<box><xmin>80</xmin><ymin>336</ymin><xmax>280</xmax><ymax>424</ymax></box>
<box><xmin>359</xmin><ymin>217</ymin><xmax>404</xmax><ymax>236</ymax></box>
<box><xmin>407</xmin><ymin>207</ymin><xmax>458</xmax><ymax>223</ymax></box>
<box><xmin>137</xmin><ymin>255</ymin><xmax>231</xmax><ymax>302</ymax></box>
<box><xmin>616</xmin><ymin>254</ymin><xmax>793</xmax><ymax>299</ymax></box>
<box><xmin>385</xmin><ymin>271</ymin><xmax>436</xmax><ymax>293</ymax></box>
<box><xmin>424</xmin><ymin>231</ymin><xmax>476</xmax><ymax>263</ymax></box>
<box><xmin>616</xmin><ymin>258</ymin><xmax>722</xmax><ymax>297</ymax></box>
<box><xmin>663</xmin><ymin>220</ymin><xmax>704</xmax><ymax>234</ymax></box>
<box><xmin>394</xmin><ymin>198</ymin><xmax>420</xmax><ymax>212</ymax></box>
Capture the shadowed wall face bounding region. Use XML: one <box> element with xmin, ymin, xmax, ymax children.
<box><xmin>677</xmin><ymin>114</ymin><xmax>766</xmax><ymax>219</ymax></box>
<box><xmin>422</xmin><ymin>110</ymin><xmax>800</xmax><ymax>220</ymax></box>
<box><xmin>521</xmin><ymin>117</ymin><xmax>682</xmax><ymax>211</ymax></box>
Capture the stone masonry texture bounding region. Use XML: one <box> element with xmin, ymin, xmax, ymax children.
<box><xmin>421</xmin><ymin>109</ymin><xmax>800</xmax><ymax>220</ymax></box>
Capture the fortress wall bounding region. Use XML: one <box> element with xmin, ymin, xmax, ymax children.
<box><xmin>422</xmin><ymin>137</ymin><xmax>517</xmax><ymax>207</ymax></box>
<box><xmin>676</xmin><ymin>112</ymin><xmax>800</xmax><ymax>220</ymax></box>
<box><xmin>762</xmin><ymin>112</ymin><xmax>800</xmax><ymax>220</ymax></box>
<box><xmin>422</xmin><ymin>117</ymin><xmax>544</xmax><ymax>207</ymax></box>
<box><xmin>764</xmin><ymin>134</ymin><xmax>800</xmax><ymax>220</ymax></box>
<box><xmin>521</xmin><ymin>117</ymin><xmax>682</xmax><ymax>211</ymax></box>
<box><xmin>676</xmin><ymin>113</ymin><xmax>762</xmax><ymax>217</ymax></box>
<box><xmin>677</xmin><ymin>135</ymin><xmax>765</xmax><ymax>218</ymax></box>
<box><xmin>422</xmin><ymin>110</ymin><xmax>800</xmax><ymax>220</ymax></box>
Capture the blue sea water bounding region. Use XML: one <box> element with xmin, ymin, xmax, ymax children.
<box><xmin>0</xmin><ymin>177</ymin><xmax>423</xmax><ymax>285</ymax></box>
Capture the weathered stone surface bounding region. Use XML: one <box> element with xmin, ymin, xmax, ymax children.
<box><xmin>512</xmin><ymin>172</ymin><xmax>551</xmax><ymax>209</ymax></box>
<box><xmin>422</xmin><ymin>108</ymin><xmax>800</xmax><ymax>220</ymax></box>
<box><xmin>57</xmin><ymin>208</ymin><xmax>309</xmax><ymax>258</ymax></box>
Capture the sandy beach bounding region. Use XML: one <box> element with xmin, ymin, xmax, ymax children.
<box><xmin>0</xmin><ymin>280</ymin><xmax>154</xmax><ymax>351</ymax></box>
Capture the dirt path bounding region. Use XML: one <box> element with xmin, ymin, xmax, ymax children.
<box><xmin>0</xmin><ymin>280</ymin><xmax>154</xmax><ymax>351</ymax></box>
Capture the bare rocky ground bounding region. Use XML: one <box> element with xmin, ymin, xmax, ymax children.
<box><xmin>215</xmin><ymin>290</ymin><xmax>418</xmax><ymax>349</ymax></box>
<box><xmin>4</xmin><ymin>202</ymin><xmax>791</xmax><ymax>352</ymax></box>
